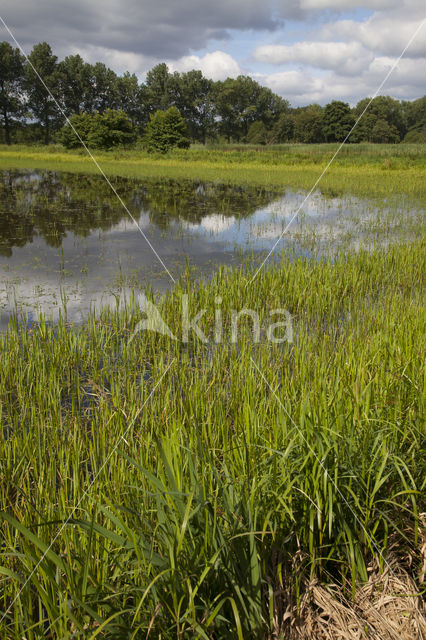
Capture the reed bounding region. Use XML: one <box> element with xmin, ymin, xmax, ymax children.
<box><xmin>0</xmin><ymin>236</ymin><xmax>424</xmax><ymax>638</ymax></box>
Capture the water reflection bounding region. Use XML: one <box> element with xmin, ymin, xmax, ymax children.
<box><xmin>0</xmin><ymin>170</ymin><xmax>284</xmax><ymax>327</ymax></box>
<box><xmin>0</xmin><ymin>170</ymin><xmax>278</xmax><ymax>255</ymax></box>
<box><xmin>0</xmin><ymin>170</ymin><xmax>420</xmax><ymax>329</ymax></box>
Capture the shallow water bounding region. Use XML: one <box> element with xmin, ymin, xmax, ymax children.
<box><xmin>0</xmin><ymin>169</ymin><xmax>421</xmax><ymax>329</ymax></box>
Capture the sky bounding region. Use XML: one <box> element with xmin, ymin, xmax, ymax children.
<box><xmin>0</xmin><ymin>0</ymin><xmax>425</xmax><ymax>106</ymax></box>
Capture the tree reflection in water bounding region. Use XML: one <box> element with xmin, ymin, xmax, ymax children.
<box><xmin>0</xmin><ymin>170</ymin><xmax>281</xmax><ymax>257</ymax></box>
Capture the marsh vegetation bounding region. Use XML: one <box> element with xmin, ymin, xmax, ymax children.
<box><xmin>0</xmin><ymin>144</ymin><xmax>425</xmax><ymax>638</ymax></box>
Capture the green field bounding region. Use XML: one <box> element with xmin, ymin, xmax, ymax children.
<box><xmin>0</xmin><ymin>145</ymin><xmax>425</xmax><ymax>638</ymax></box>
<box><xmin>0</xmin><ymin>143</ymin><xmax>425</xmax><ymax>201</ymax></box>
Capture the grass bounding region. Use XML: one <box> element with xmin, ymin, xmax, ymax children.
<box><xmin>0</xmin><ymin>143</ymin><xmax>425</xmax><ymax>202</ymax></box>
<box><xmin>0</xmin><ymin>236</ymin><xmax>425</xmax><ymax>638</ymax></box>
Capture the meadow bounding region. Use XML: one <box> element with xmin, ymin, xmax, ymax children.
<box><xmin>0</xmin><ymin>143</ymin><xmax>425</xmax><ymax>202</ymax></box>
<box><xmin>0</xmin><ymin>143</ymin><xmax>425</xmax><ymax>638</ymax></box>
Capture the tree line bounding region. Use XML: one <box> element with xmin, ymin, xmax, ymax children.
<box><xmin>1</xmin><ymin>40</ymin><xmax>425</xmax><ymax>150</ymax></box>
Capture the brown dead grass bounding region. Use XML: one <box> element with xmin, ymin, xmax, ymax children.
<box><xmin>272</xmin><ymin>516</ymin><xmax>426</xmax><ymax>640</ymax></box>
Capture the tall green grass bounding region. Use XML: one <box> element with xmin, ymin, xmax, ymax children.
<box><xmin>0</xmin><ymin>238</ymin><xmax>425</xmax><ymax>638</ymax></box>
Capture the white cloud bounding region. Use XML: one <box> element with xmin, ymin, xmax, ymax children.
<box><xmin>320</xmin><ymin>10</ymin><xmax>426</xmax><ymax>59</ymax></box>
<box><xmin>262</xmin><ymin>70</ymin><xmax>326</xmax><ymax>104</ymax></box>
<box><xmin>253</xmin><ymin>0</ymin><xmax>425</xmax><ymax>104</ymax></box>
<box><xmin>254</xmin><ymin>41</ymin><xmax>374</xmax><ymax>75</ymax></box>
<box><xmin>71</xmin><ymin>45</ymin><xmax>157</xmax><ymax>76</ymax></box>
<box><xmin>169</xmin><ymin>51</ymin><xmax>241</xmax><ymax>80</ymax></box>
<box><xmin>261</xmin><ymin>53</ymin><xmax>425</xmax><ymax>105</ymax></box>
<box><xmin>71</xmin><ymin>47</ymin><xmax>242</xmax><ymax>82</ymax></box>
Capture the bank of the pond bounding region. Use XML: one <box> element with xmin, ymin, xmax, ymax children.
<box><xmin>0</xmin><ymin>239</ymin><xmax>425</xmax><ymax>639</ymax></box>
<box><xmin>0</xmin><ymin>143</ymin><xmax>425</xmax><ymax>202</ymax></box>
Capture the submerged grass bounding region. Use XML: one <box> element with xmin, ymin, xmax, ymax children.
<box><xmin>0</xmin><ymin>143</ymin><xmax>425</xmax><ymax>202</ymax></box>
<box><xmin>0</xmin><ymin>237</ymin><xmax>425</xmax><ymax>638</ymax></box>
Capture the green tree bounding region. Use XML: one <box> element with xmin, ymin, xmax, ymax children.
<box><xmin>293</xmin><ymin>105</ymin><xmax>324</xmax><ymax>143</ymax></box>
<box><xmin>372</xmin><ymin>96</ymin><xmax>404</xmax><ymax>136</ymax></box>
<box><xmin>0</xmin><ymin>41</ymin><xmax>25</xmax><ymax>145</ymax></box>
<box><xmin>58</xmin><ymin>109</ymin><xmax>134</xmax><ymax>149</ymax></box>
<box><xmin>402</xmin><ymin>95</ymin><xmax>426</xmax><ymax>130</ymax></box>
<box><xmin>84</xmin><ymin>62</ymin><xmax>118</xmax><ymax>113</ymax></box>
<box><xmin>144</xmin><ymin>106</ymin><xmax>190</xmax><ymax>153</ymax></box>
<box><xmin>213</xmin><ymin>76</ymin><xmax>287</xmax><ymax>142</ymax></box>
<box><xmin>401</xmin><ymin>96</ymin><xmax>426</xmax><ymax>142</ymax></box>
<box><xmin>246</xmin><ymin>121</ymin><xmax>268</xmax><ymax>144</ymax></box>
<box><xmin>348</xmin><ymin>111</ymin><xmax>376</xmax><ymax>143</ymax></box>
<box><xmin>115</xmin><ymin>72</ymin><xmax>144</xmax><ymax>128</ymax></box>
<box><xmin>144</xmin><ymin>63</ymin><xmax>172</xmax><ymax>114</ymax></box>
<box><xmin>25</xmin><ymin>42</ymin><xmax>62</xmax><ymax>144</ymax></box>
<box><xmin>352</xmin><ymin>96</ymin><xmax>405</xmax><ymax>142</ymax></box>
<box><xmin>255</xmin><ymin>85</ymin><xmax>289</xmax><ymax>129</ymax></box>
<box><xmin>269</xmin><ymin>112</ymin><xmax>295</xmax><ymax>143</ymax></box>
<box><xmin>322</xmin><ymin>101</ymin><xmax>354</xmax><ymax>142</ymax></box>
<box><xmin>57</xmin><ymin>54</ymin><xmax>92</xmax><ymax>115</ymax></box>
<box><xmin>168</xmin><ymin>70</ymin><xmax>215</xmax><ymax>143</ymax></box>
<box><xmin>370</xmin><ymin>118</ymin><xmax>400</xmax><ymax>143</ymax></box>
<box><xmin>57</xmin><ymin>112</ymin><xmax>92</xmax><ymax>148</ymax></box>
<box><xmin>403</xmin><ymin>124</ymin><xmax>426</xmax><ymax>143</ymax></box>
<box><xmin>89</xmin><ymin>109</ymin><xmax>134</xmax><ymax>148</ymax></box>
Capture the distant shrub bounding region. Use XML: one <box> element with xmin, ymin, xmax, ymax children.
<box><xmin>246</xmin><ymin>121</ymin><xmax>268</xmax><ymax>145</ymax></box>
<box><xmin>58</xmin><ymin>109</ymin><xmax>134</xmax><ymax>149</ymax></box>
<box><xmin>402</xmin><ymin>124</ymin><xmax>426</xmax><ymax>143</ymax></box>
<box><xmin>370</xmin><ymin>119</ymin><xmax>400</xmax><ymax>143</ymax></box>
<box><xmin>144</xmin><ymin>107</ymin><xmax>190</xmax><ymax>153</ymax></box>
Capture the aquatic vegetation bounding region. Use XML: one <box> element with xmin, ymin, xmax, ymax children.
<box><xmin>0</xmin><ymin>238</ymin><xmax>424</xmax><ymax>638</ymax></box>
<box><xmin>0</xmin><ymin>145</ymin><xmax>424</xmax><ymax>637</ymax></box>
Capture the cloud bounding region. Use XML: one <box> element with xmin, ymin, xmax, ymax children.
<box><xmin>8</xmin><ymin>0</ymin><xmax>407</xmax><ymax>63</ymax></box>
<box><xmin>363</xmin><ymin>56</ymin><xmax>426</xmax><ymax>94</ymax></box>
<box><xmin>169</xmin><ymin>51</ymin><xmax>241</xmax><ymax>80</ymax></box>
<box><xmin>75</xmin><ymin>47</ymin><xmax>242</xmax><ymax>83</ymax></box>
<box><xmin>261</xmin><ymin>53</ymin><xmax>425</xmax><ymax>105</ymax></box>
<box><xmin>320</xmin><ymin>6</ymin><xmax>426</xmax><ymax>58</ymax></box>
<box><xmin>72</xmin><ymin>45</ymin><xmax>158</xmax><ymax>76</ymax></box>
<box><xmin>252</xmin><ymin>0</ymin><xmax>425</xmax><ymax>104</ymax></box>
<box><xmin>254</xmin><ymin>41</ymin><xmax>374</xmax><ymax>75</ymax></box>
<box><xmin>1</xmin><ymin>0</ymin><xmax>286</xmax><ymax>60</ymax></box>
<box><xmin>262</xmin><ymin>70</ymin><xmax>326</xmax><ymax>104</ymax></box>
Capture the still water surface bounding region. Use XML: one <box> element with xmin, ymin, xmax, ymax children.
<box><xmin>0</xmin><ymin>169</ymin><xmax>417</xmax><ymax>328</ymax></box>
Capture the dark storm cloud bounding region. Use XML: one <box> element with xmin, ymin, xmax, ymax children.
<box><xmin>0</xmin><ymin>0</ymin><xmax>296</xmax><ymax>58</ymax></box>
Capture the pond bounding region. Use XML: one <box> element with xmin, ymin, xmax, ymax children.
<box><xmin>0</xmin><ymin>169</ymin><xmax>420</xmax><ymax>329</ymax></box>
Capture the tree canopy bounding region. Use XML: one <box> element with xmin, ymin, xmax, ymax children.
<box><xmin>0</xmin><ymin>41</ymin><xmax>25</xmax><ymax>144</ymax></box>
<box><xmin>0</xmin><ymin>40</ymin><xmax>424</xmax><ymax>147</ymax></box>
